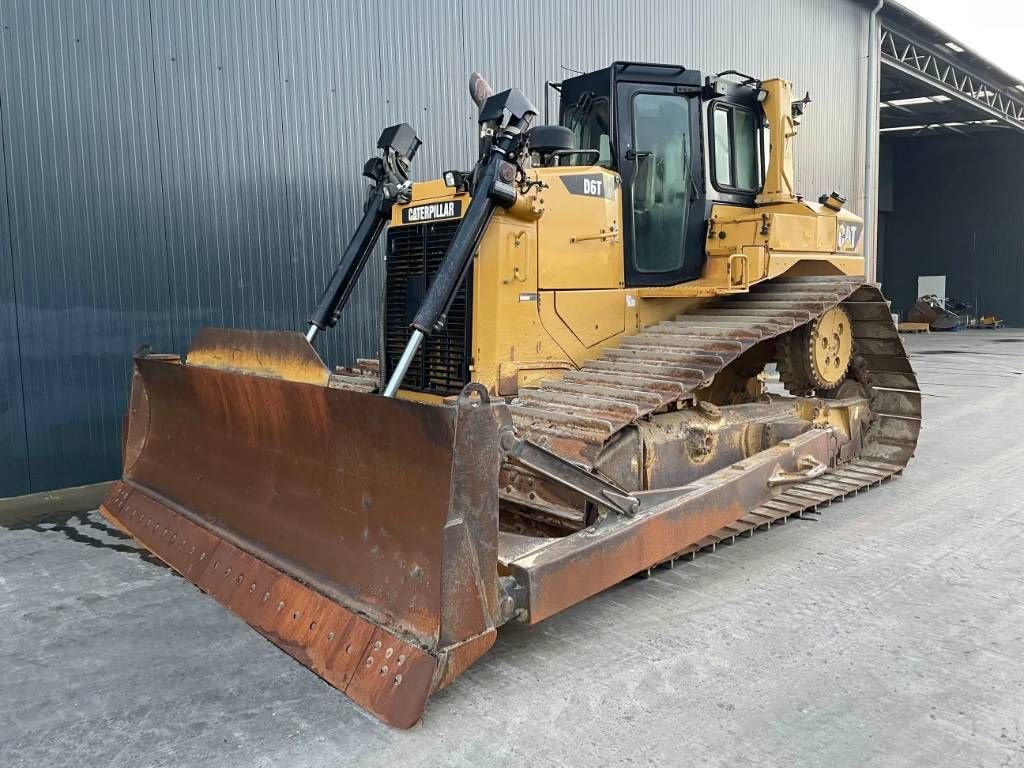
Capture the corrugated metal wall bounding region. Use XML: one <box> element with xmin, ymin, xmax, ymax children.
<box><xmin>0</xmin><ymin>0</ymin><xmax>870</xmax><ymax>496</ymax></box>
<box><xmin>880</xmin><ymin>132</ymin><xmax>1024</xmax><ymax>326</ymax></box>
<box><xmin>0</xmin><ymin>1</ymin><xmax>173</xmax><ymax>496</ymax></box>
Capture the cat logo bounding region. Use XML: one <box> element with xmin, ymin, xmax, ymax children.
<box><xmin>837</xmin><ymin>223</ymin><xmax>860</xmax><ymax>251</ymax></box>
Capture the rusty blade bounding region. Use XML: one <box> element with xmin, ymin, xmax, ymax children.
<box><xmin>104</xmin><ymin>329</ymin><xmax>504</xmax><ymax>727</ymax></box>
<box><xmin>101</xmin><ymin>483</ymin><xmax>437</xmax><ymax>728</ymax></box>
<box><xmin>123</xmin><ymin>350</ymin><xmax>458</xmax><ymax>643</ymax></box>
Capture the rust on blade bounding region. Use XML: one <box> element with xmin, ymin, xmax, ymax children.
<box><xmin>105</xmin><ymin>331</ymin><xmax>505</xmax><ymax>727</ymax></box>
<box><xmin>100</xmin><ymin>484</ymin><xmax>436</xmax><ymax>729</ymax></box>
<box><xmin>123</xmin><ymin>351</ymin><xmax>456</xmax><ymax>643</ymax></box>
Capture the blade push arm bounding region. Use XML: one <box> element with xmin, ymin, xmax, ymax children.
<box><xmin>382</xmin><ymin>89</ymin><xmax>537</xmax><ymax>396</ymax></box>
<box><xmin>306</xmin><ymin>123</ymin><xmax>421</xmax><ymax>344</ymax></box>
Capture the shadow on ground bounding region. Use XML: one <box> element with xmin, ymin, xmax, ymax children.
<box><xmin>0</xmin><ymin>482</ymin><xmax>166</xmax><ymax>568</ymax></box>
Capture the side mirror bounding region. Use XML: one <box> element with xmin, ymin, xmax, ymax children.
<box><xmin>630</xmin><ymin>150</ymin><xmax>654</xmax><ymax>214</ymax></box>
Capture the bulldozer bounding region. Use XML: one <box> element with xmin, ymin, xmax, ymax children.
<box><xmin>99</xmin><ymin>62</ymin><xmax>920</xmax><ymax>728</ymax></box>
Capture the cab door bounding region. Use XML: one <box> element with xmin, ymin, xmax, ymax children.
<box><xmin>615</xmin><ymin>82</ymin><xmax>705</xmax><ymax>286</ymax></box>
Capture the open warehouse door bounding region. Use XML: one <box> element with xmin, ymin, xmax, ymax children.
<box><xmin>875</xmin><ymin>4</ymin><xmax>1024</xmax><ymax>329</ymax></box>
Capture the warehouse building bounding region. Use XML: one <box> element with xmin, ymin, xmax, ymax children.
<box><xmin>0</xmin><ymin>0</ymin><xmax>1020</xmax><ymax>496</ymax></box>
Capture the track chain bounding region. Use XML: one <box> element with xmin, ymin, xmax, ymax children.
<box><xmin>509</xmin><ymin>276</ymin><xmax>922</xmax><ymax>548</ymax></box>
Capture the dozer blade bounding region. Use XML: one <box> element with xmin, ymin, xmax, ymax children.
<box><xmin>100</xmin><ymin>329</ymin><xmax>504</xmax><ymax>728</ymax></box>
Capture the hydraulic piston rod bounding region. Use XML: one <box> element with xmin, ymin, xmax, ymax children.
<box><xmin>306</xmin><ymin>123</ymin><xmax>421</xmax><ymax>344</ymax></box>
<box><xmin>381</xmin><ymin>89</ymin><xmax>536</xmax><ymax>397</ymax></box>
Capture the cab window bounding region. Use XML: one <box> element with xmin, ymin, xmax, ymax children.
<box><xmin>564</xmin><ymin>97</ymin><xmax>611</xmax><ymax>167</ymax></box>
<box><xmin>630</xmin><ymin>92</ymin><xmax>691</xmax><ymax>273</ymax></box>
<box><xmin>710</xmin><ymin>103</ymin><xmax>760</xmax><ymax>193</ymax></box>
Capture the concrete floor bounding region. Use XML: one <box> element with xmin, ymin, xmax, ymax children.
<box><xmin>3</xmin><ymin>330</ymin><xmax>1024</xmax><ymax>767</ymax></box>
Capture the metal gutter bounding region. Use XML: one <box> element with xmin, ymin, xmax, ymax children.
<box><xmin>864</xmin><ymin>0</ymin><xmax>884</xmax><ymax>281</ymax></box>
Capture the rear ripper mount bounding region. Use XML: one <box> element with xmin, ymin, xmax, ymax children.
<box><xmin>99</xmin><ymin>275</ymin><xmax>920</xmax><ymax>727</ymax></box>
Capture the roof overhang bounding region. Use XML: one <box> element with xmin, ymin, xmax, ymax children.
<box><xmin>878</xmin><ymin>3</ymin><xmax>1024</xmax><ymax>137</ymax></box>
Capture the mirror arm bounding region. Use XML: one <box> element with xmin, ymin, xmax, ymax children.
<box><xmin>627</xmin><ymin>149</ymin><xmax>654</xmax><ymax>209</ymax></box>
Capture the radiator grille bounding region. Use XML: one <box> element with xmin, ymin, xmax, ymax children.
<box><xmin>384</xmin><ymin>220</ymin><xmax>471</xmax><ymax>395</ymax></box>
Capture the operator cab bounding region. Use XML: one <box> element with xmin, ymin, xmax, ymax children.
<box><xmin>557</xmin><ymin>62</ymin><xmax>768</xmax><ymax>287</ymax></box>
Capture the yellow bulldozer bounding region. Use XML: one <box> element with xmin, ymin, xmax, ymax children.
<box><xmin>100</xmin><ymin>62</ymin><xmax>920</xmax><ymax>728</ymax></box>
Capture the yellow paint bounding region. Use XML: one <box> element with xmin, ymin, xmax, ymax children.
<box><xmin>185</xmin><ymin>329</ymin><xmax>330</xmax><ymax>386</ymax></box>
<box><xmin>554</xmin><ymin>290</ymin><xmax>626</xmax><ymax>347</ymax></box>
<box><xmin>386</xmin><ymin>81</ymin><xmax>866</xmax><ymax>397</ymax></box>
<box><xmin>810</xmin><ymin>306</ymin><xmax>854</xmax><ymax>387</ymax></box>
<box><xmin>467</xmin><ymin>191</ymin><xmax>573</xmax><ymax>394</ymax></box>
<box><xmin>757</xmin><ymin>79</ymin><xmax>798</xmax><ymax>205</ymax></box>
<box><xmin>536</xmin><ymin>168</ymin><xmax>624</xmax><ymax>290</ymax></box>
<box><xmin>395</xmin><ymin>389</ymin><xmax>446</xmax><ymax>405</ymax></box>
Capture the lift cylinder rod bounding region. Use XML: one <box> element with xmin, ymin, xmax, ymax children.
<box><xmin>306</xmin><ymin>193</ymin><xmax>389</xmax><ymax>342</ymax></box>
<box><xmin>306</xmin><ymin>123</ymin><xmax>420</xmax><ymax>343</ymax></box>
<box><xmin>382</xmin><ymin>89</ymin><xmax>536</xmax><ymax>397</ymax></box>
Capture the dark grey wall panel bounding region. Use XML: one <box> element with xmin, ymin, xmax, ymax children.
<box><xmin>881</xmin><ymin>132</ymin><xmax>1024</xmax><ymax>326</ymax></box>
<box><xmin>0</xmin><ymin>101</ymin><xmax>28</xmax><ymax>497</ymax></box>
<box><xmin>149</xmin><ymin>0</ymin><xmax>295</xmax><ymax>341</ymax></box>
<box><xmin>273</xmin><ymin>0</ymin><xmax>389</xmax><ymax>363</ymax></box>
<box><xmin>0</xmin><ymin>0</ymin><xmax>871</xmax><ymax>495</ymax></box>
<box><xmin>0</xmin><ymin>0</ymin><xmax>173</xmax><ymax>492</ymax></box>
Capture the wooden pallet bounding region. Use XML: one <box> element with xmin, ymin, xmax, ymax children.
<box><xmin>898</xmin><ymin>322</ymin><xmax>930</xmax><ymax>334</ymax></box>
